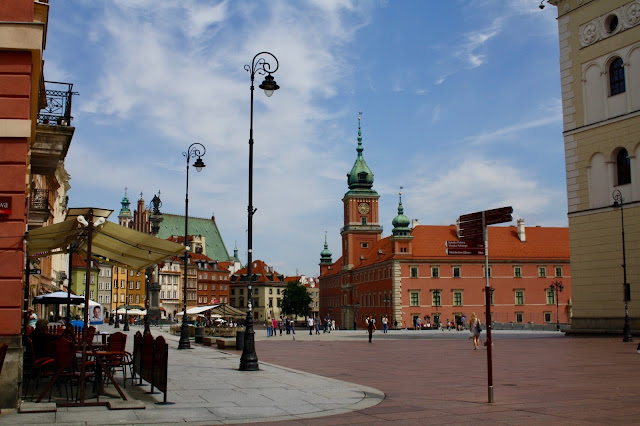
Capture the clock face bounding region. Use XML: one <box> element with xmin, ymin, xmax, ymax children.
<box><xmin>358</xmin><ymin>202</ymin><xmax>370</xmax><ymax>214</ymax></box>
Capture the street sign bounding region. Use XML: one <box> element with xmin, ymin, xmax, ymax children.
<box><xmin>446</xmin><ymin>248</ymin><xmax>485</xmax><ymax>255</ymax></box>
<box><xmin>28</xmin><ymin>268</ymin><xmax>41</xmax><ymax>275</ymax></box>
<box><xmin>486</xmin><ymin>214</ymin><xmax>513</xmax><ymax>225</ymax></box>
<box><xmin>0</xmin><ymin>196</ymin><xmax>11</xmax><ymax>215</ymax></box>
<box><xmin>458</xmin><ymin>227</ymin><xmax>484</xmax><ymax>238</ymax></box>
<box><xmin>446</xmin><ymin>241</ymin><xmax>484</xmax><ymax>249</ymax></box>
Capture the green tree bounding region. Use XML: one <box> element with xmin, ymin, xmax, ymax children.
<box><xmin>280</xmin><ymin>280</ymin><xmax>312</xmax><ymax>318</ymax></box>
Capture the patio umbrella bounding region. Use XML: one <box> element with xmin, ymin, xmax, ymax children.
<box><xmin>33</xmin><ymin>291</ymin><xmax>84</xmax><ymax>305</ymax></box>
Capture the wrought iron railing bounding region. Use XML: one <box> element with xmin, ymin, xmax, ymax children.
<box><xmin>30</xmin><ymin>189</ymin><xmax>49</xmax><ymax>210</ymax></box>
<box><xmin>37</xmin><ymin>81</ymin><xmax>78</xmax><ymax>126</ymax></box>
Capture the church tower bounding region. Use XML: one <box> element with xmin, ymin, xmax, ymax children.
<box><xmin>390</xmin><ymin>189</ymin><xmax>413</xmax><ymax>255</ymax></box>
<box><xmin>319</xmin><ymin>233</ymin><xmax>333</xmax><ymax>276</ymax></box>
<box><xmin>118</xmin><ymin>188</ymin><xmax>132</xmax><ymax>228</ymax></box>
<box><xmin>340</xmin><ymin>114</ymin><xmax>382</xmax><ymax>270</ymax></box>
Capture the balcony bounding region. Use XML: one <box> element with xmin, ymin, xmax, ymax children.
<box><xmin>28</xmin><ymin>188</ymin><xmax>51</xmax><ymax>227</ymax></box>
<box><xmin>32</xmin><ymin>81</ymin><xmax>78</xmax><ymax>176</ymax></box>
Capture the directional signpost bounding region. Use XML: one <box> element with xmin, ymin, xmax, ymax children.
<box><xmin>456</xmin><ymin>206</ymin><xmax>513</xmax><ymax>404</ymax></box>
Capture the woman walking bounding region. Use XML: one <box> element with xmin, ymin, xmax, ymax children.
<box><xmin>469</xmin><ymin>312</ymin><xmax>481</xmax><ymax>350</ymax></box>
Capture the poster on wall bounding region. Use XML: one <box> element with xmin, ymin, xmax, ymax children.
<box><xmin>90</xmin><ymin>304</ymin><xmax>104</xmax><ymax>324</ymax></box>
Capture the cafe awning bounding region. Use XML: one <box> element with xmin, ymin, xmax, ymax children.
<box><xmin>27</xmin><ymin>208</ymin><xmax>186</xmax><ymax>270</ymax></box>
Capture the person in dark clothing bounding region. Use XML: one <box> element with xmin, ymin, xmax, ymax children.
<box><xmin>366</xmin><ymin>316</ymin><xmax>376</xmax><ymax>343</ymax></box>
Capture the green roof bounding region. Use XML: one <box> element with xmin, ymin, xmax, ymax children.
<box><xmin>156</xmin><ymin>214</ymin><xmax>231</xmax><ymax>261</ymax></box>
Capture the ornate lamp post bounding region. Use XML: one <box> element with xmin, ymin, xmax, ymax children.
<box><xmin>612</xmin><ymin>189</ymin><xmax>633</xmax><ymax>342</ymax></box>
<box><xmin>145</xmin><ymin>192</ymin><xmax>163</xmax><ymax>336</ymax></box>
<box><xmin>353</xmin><ymin>302</ymin><xmax>360</xmax><ymax>330</ymax></box>
<box><xmin>178</xmin><ymin>143</ymin><xmax>206</xmax><ymax>350</ymax></box>
<box><xmin>549</xmin><ymin>280</ymin><xmax>564</xmax><ymax>332</ymax></box>
<box><xmin>383</xmin><ymin>295</ymin><xmax>390</xmax><ymax>320</ymax></box>
<box><xmin>239</xmin><ymin>52</ymin><xmax>280</xmax><ymax>371</ymax></box>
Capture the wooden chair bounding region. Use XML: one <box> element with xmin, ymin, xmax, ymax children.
<box><xmin>104</xmin><ymin>332</ymin><xmax>128</xmax><ymax>387</ymax></box>
<box><xmin>23</xmin><ymin>336</ymin><xmax>56</xmax><ymax>400</ymax></box>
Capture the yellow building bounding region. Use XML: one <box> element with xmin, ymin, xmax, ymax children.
<box><xmin>551</xmin><ymin>0</ymin><xmax>640</xmax><ymax>334</ymax></box>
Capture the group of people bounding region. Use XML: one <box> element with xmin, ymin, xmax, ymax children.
<box><xmin>265</xmin><ymin>317</ymin><xmax>300</xmax><ymax>337</ymax></box>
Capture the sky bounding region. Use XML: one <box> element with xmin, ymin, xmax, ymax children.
<box><xmin>44</xmin><ymin>0</ymin><xmax>564</xmax><ymax>278</ymax></box>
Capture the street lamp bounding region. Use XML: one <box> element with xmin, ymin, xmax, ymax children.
<box><xmin>549</xmin><ymin>280</ymin><xmax>564</xmax><ymax>332</ymax></box>
<box><xmin>383</xmin><ymin>294</ymin><xmax>390</xmax><ymax>319</ymax></box>
<box><xmin>114</xmin><ymin>273</ymin><xmax>120</xmax><ymax>329</ymax></box>
<box><xmin>178</xmin><ymin>143</ymin><xmax>206</xmax><ymax>350</ymax></box>
<box><xmin>612</xmin><ymin>189</ymin><xmax>633</xmax><ymax>342</ymax></box>
<box><xmin>239</xmin><ymin>52</ymin><xmax>280</xmax><ymax>372</ymax></box>
<box><xmin>353</xmin><ymin>302</ymin><xmax>360</xmax><ymax>330</ymax></box>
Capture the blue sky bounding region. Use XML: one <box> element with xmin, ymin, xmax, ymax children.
<box><xmin>44</xmin><ymin>0</ymin><xmax>563</xmax><ymax>277</ymax></box>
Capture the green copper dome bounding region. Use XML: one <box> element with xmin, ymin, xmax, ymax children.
<box><xmin>392</xmin><ymin>190</ymin><xmax>411</xmax><ymax>236</ymax></box>
<box><xmin>347</xmin><ymin>115</ymin><xmax>374</xmax><ymax>190</ymax></box>
<box><xmin>118</xmin><ymin>189</ymin><xmax>132</xmax><ymax>218</ymax></box>
<box><xmin>320</xmin><ymin>233</ymin><xmax>332</xmax><ymax>263</ymax></box>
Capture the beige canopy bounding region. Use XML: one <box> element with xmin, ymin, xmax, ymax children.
<box><xmin>27</xmin><ymin>207</ymin><xmax>186</xmax><ymax>270</ymax></box>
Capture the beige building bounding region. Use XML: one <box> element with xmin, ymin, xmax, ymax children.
<box><xmin>551</xmin><ymin>0</ymin><xmax>640</xmax><ymax>334</ymax></box>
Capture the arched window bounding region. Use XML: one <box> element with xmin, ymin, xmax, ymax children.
<box><xmin>617</xmin><ymin>148</ymin><xmax>631</xmax><ymax>185</ymax></box>
<box><xmin>609</xmin><ymin>57</ymin><xmax>625</xmax><ymax>96</ymax></box>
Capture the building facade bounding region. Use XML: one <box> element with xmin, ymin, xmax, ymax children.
<box><xmin>230</xmin><ymin>260</ymin><xmax>287</xmax><ymax>322</ymax></box>
<box><xmin>550</xmin><ymin>0</ymin><xmax>640</xmax><ymax>333</ymax></box>
<box><xmin>0</xmin><ymin>1</ymin><xmax>77</xmax><ymax>408</ymax></box>
<box><xmin>319</xmin><ymin>121</ymin><xmax>572</xmax><ymax>330</ymax></box>
<box><xmin>97</xmin><ymin>263</ymin><xmax>112</xmax><ymax>319</ymax></box>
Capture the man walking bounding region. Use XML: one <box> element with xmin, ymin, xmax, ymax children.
<box><xmin>308</xmin><ymin>316</ymin><xmax>314</xmax><ymax>335</ymax></box>
<box><xmin>366</xmin><ymin>316</ymin><xmax>376</xmax><ymax>343</ymax></box>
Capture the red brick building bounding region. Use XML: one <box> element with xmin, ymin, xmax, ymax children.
<box><xmin>319</xmin><ymin>120</ymin><xmax>571</xmax><ymax>330</ymax></box>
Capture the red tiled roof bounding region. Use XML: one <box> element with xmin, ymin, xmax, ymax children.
<box><xmin>321</xmin><ymin>224</ymin><xmax>569</xmax><ymax>275</ymax></box>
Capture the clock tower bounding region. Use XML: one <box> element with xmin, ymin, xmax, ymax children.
<box><xmin>341</xmin><ymin>115</ymin><xmax>382</xmax><ymax>270</ymax></box>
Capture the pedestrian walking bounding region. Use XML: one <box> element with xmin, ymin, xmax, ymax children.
<box><xmin>415</xmin><ymin>316</ymin><xmax>422</xmax><ymax>330</ymax></box>
<box><xmin>469</xmin><ymin>312</ymin><xmax>482</xmax><ymax>350</ymax></box>
<box><xmin>366</xmin><ymin>316</ymin><xmax>376</xmax><ymax>343</ymax></box>
<box><xmin>308</xmin><ymin>316</ymin><xmax>314</xmax><ymax>335</ymax></box>
<box><xmin>382</xmin><ymin>315</ymin><xmax>388</xmax><ymax>333</ymax></box>
<box><xmin>272</xmin><ymin>318</ymin><xmax>278</xmax><ymax>336</ymax></box>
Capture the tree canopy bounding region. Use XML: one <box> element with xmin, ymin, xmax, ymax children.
<box><xmin>280</xmin><ymin>280</ymin><xmax>312</xmax><ymax>318</ymax></box>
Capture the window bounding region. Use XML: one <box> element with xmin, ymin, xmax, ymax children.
<box><xmin>515</xmin><ymin>312</ymin><xmax>523</xmax><ymax>323</ymax></box>
<box><xmin>538</xmin><ymin>267</ymin><xmax>546</xmax><ymax>278</ymax></box>
<box><xmin>106</xmin><ymin>282</ymin><xmax>111</xmax><ymax>290</ymax></box>
<box><xmin>129</xmin><ymin>281</ymin><xmax>134</xmax><ymax>289</ymax></box>
<box><xmin>204</xmin><ymin>296</ymin><xmax>207</xmax><ymax>304</ymax></box>
<box><xmin>555</xmin><ymin>266</ymin><xmax>563</xmax><ymax>278</ymax></box>
<box><xmin>361</xmin><ymin>217</ymin><xmax>367</xmax><ymax>225</ymax></box>
<box><xmin>269</xmin><ymin>288</ymin><xmax>273</xmax><ymax>295</ymax></box>
<box><xmin>432</xmin><ymin>290</ymin><xmax>441</xmax><ymax>306</ymax></box>
<box><xmin>105</xmin><ymin>295</ymin><xmax>110</xmax><ymax>303</ymax></box>
<box><xmin>198</xmin><ymin>297</ymin><xmax>202</xmax><ymax>304</ymax></box>
<box><xmin>514</xmin><ymin>266</ymin><xmax>522</xmax><ymax>278</ymax></box>
<box><xmin>515</xmin><ymin>290</ymin><xmax>524</xmax><ymax>305</ymax></box>
<box><xmin>361</xmin><ymin>242</ymin><xmax>368</xmax><ymax>248</ymax></box>
<box><xmin>136</xmin><ymin>282</ymin><xmax>140</xmax><ymax>290</ymax></box>
<box><xmin>616</xmin><ymin>148</ymin><xmax>631</xmax><ymax>185</ymax></box>
<box><xmin>452</xmin><ymin>266</ymin><xmax>460</xmax><ymax>278</ymax></box>
<box><xmin>269</xmin><ymin>298</ymin><xmax>273</xmax><ymax>307</ymax></box>
<box><xmin>120</xmin><ymin>294</ymin><xmax>125</xmax><ymax>303</ymax></box>
<box><xmin>546</xmin><ymin>289</ymin><xmax>555</xmax><ymax>305</ymax></box>
<box><xmin>129</xmin><ymin>270</ymin><xmax>133</xmax><ymax>276</ymax></box>
<box><xmin>410</xmin><ymin>267</ymin><xmax>418</xmax><ymax>278</ymax></box>
<box><xmin>98</xmin><ymin>295</ymin><xmax>103</xmax><ymax>303</ymax></box>
<box><xmin>136</xmin><ymin>295</ymin><xmax>140</xmax><ymax>303</ymax></box>
<box><xmin>431</xmin><ymin>266</ymin><xmax>439</xmax><ymax>278</ymax></box>
<box><xmin>90</xmin><ymin>290</ymin><xmax>94</xmax><ymax>299</ymax></box>
<box><xmin>453</xmin><ymin>291</ymin><xmax>463</xmax><ymax>306</ymax></box>
<box><xmin>161</xmin><ymin>291</ymin><xmax>165</xmax><ymax>299</ymax></box>
<box><xmin>489</xmin><ymin>289</ymin><xmax>494</xmax><ymax>305</ymax></box>
<box><xmin>410</xmin><ymin>291</ymin><xmax>419</xmax><ymax>306</ymax></box>
<box><xmin>129</xmin><ymin>295</ymin><xmax>133</xmax><ymax>303</ymax></box>
<box><xmin>544</xmin><ymin>312</ymin><xmax>552</xmax><ymax>323</ymax></box>
<box><xmin>98</xmin><ymin>283</ymin><xmax>103</xmax><ymax>290</ymax></box>
<box><xmin>609</xmin><ymin>57</ymin><xmax>625</xmax><ymax>96</ymax></box>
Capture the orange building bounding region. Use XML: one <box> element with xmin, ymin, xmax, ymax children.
<box><xmin>319</xmin><ymin>120</ymin><xmax>571</xmax><ymax>330</ymax></box>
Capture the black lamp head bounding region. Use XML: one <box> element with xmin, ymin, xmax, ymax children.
<box><xmin>259</xmin><ymin>74</ymin><xmax>280</xmax><ymax>97</ymax></box>
<box><xmin>193</xmin><ymin>156</ymin><xmax>206</xmax><ymax>172</ymax></box>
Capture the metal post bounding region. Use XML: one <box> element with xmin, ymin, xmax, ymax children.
<box><xmin>240</xmin><ymin>52</ymin><xmax>279</xmax><ymax>371</ymax></box>
<box><xmin>613</xmin><ymin>190</ymin><xmax>633</xmax><ymax>342</ymax></box>
<box><xmin>483</xmin><ymin>211</ymin><xmax>494</xmax><ymax>403</ymax></box>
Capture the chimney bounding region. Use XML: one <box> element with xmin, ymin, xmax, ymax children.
<box><xmin>411</xmin><ymin>219</ymin><xmax>420</xmax><ymax>228</ymax></box>
<box><xmin>517</xmin><ymin>219</ymin><xmax>526</xmax><ymax>242</ymax></box>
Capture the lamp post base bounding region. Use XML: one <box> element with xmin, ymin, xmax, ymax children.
<box><xmin>623</xmin><ymin>319</ymin><xmax>633</xmax><ymax>342</ymax></box>
<box><xmin>178</xmin><ymin>323</ymin><xmax>191</xmax><ymax>349</ymax></box>
<box><xmin>239</xmin><ymin>311</ymin><xmax>259</xmax><ymax>371</ymax></box>
<box><xmin>114</xmin><ymin>318</ymin><xmax>120</xmax><ymax>329</ymax></box>
<box><xmin>123</xmin><ymin>314</ymin><xmax>130</xmax><ymax>331</ymax></box>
